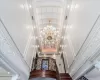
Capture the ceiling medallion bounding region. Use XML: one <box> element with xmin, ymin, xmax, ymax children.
<box><xmin>47</xmin><ymin>36</ymin><xmax>52</xmax><ymax>40</ymax></box>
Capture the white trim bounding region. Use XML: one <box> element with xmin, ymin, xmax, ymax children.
<box><xmin>0</xmin><ymin>19</ymin><xmax>30</xmax><ymax>80</ymax></box>
<box><xmin>23</xmin><ymin>30</ymin><xmax>33</xmax><ymax>58</ymax></box>
<box><xmin>69</xmin><ymin>15</ymin><xmax>100</xmax><ymax>79</ymax></box>
<box><xmin>67</xmin><ymin>36</ymin><xmax>76</xmax><ymax>59</ymax></box>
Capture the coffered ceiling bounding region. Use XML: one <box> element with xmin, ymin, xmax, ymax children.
<box><xmin>32</xmin><ymin>0</ymin><xmax>67</xmax><ymax>54</ymax></box>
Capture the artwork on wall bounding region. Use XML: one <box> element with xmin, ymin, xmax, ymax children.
<box><xmin>41</xmin><ymin>59</ymin><xmax>49</xmax><ymax>70</ymax></box>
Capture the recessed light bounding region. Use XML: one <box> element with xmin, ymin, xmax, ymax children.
<box><xmin>29</xmin><ymin>5</ymin><xmax>32</xmax><ymax>8</ymax></box>
<box><xmin>20</xmin><ymin>4</ymin><xmax>24</xmax><ymax>9</ymax></box>
<box><xmin>67</xmin><ymin>5</ymin><xmax>70</xmax><ymax>9</ymax></box>
<box><xmin>8</xmin><ymin>72</ymin><xmax>10</xmax><ymax>74</ymax></box>
<box><xmin>75</xmin><ymin>4</ymin><xmax>79</xmax><ymax>9</ymax></box>
<box><xmin>53</xmin><ymin>54</ymin><xmax>56</xmax><ymax>59</ymax></box>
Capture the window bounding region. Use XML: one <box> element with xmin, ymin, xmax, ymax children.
<box><xmin>41</xmin><ymin>59</ymin><xmax>49</xmax><ymax>70</ymax></box>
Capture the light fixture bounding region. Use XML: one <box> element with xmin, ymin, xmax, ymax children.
<box><xmin>8</xmin><ymin>72</ymin><xmax>10</xmax><ymax>74</ymax></box>
<box><xmin>75</xmin><ymin>4</ymin><xmax>79</xmax><ymax>9</ymax></box>
<box><xmin>29</xmin><ymin>5</ymin><xmax>32</xmax><ymax>8</ymax></box>
<box><xmin>53</xmin><ymin>53</ymin><xmax>56</xmax><ymax>59</ymax></box>
<box><xmin>33</xmin><ymin>26</ymin><xmax>36</xmax><ymax>28</ymax></box>
<box><xmin>37</xmin><ymin>45</ymin><xmax>39</xmax><ymax>48</ymax></box>
<box><xmin>35</xmin><ymin>37</ymin><xmax>38</xmax><ymax>39</ymax></box>
<box><xmin>31</xmin><ymin>36</ymin><xmax>33</xmax><ymax>39</ymax></box>
<box><xmin>26</xmin><ymin>26</ymin><xmax>30</xmax><ymax>29</ymax></box>
<box><xmin>63</xmin><ymin>25</ymin><xmax>66</xmax><ymax>28</ymax></box>
<box><xmin>38</xmin><ymin>52</ymin><xmax>40</xmax><ymax>54</ymax></box>
<box><xmin>67</xmin><ymin>5</ymin><xmax>70</xmax><ymax>9</ymax></box>
<box><xmin>61</xmin><ymin>36</ymin><xmax>64</xmax><ymax>39</ymax></box>
<box><xmin>20</xmin><ymin>4</ymin><xmax>25</xmax><ymax>9</ymax></box>
<box><xmin>95</xmin><ymin>61</ymin><xmax>100</xmax><ymax>71</ymax></box>
<box><xmin>44</xmin><ymin>54</ymin><xmax>46</xmax><ymax>57</ymax></box>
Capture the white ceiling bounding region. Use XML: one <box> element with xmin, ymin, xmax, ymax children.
<box><xmin>32</xmin><ymin>0</ymin><xmax>67</xmax><ymax>53</ymax></box>
<box><xmin>33</xmin><ymin>0</ymin><xmax>65</xmax><ymax>27</ymax></box>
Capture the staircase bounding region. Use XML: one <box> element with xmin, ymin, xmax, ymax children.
<box><xmin>59</xmin><ymin>73</ymin><xmax>72</xmax><ymax>80</ymax></box>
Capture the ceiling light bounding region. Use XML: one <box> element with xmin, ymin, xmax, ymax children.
<box><xmin>62</xmin><ymin>45</ymin><xmax>63</xmax><ymax>47</ymax></box>
<box><xmin>63</xmin><ymin>26</ymin><xmax>66</xmax><ymax>28</ymax></box>
<box><xmin>26</xmin><ymin>26</ymin><xmax>30</xmax><ymax>29</ymax></box>
<box><xmin>53</xmin><ymin>54</ymin><xmax>56</xmax><ymax>59</ymax></box>
<box><xmin>61</xmin><ymin>36</ymin><xmax>64</xmax><ymax>39</ymax></box>
<box><xmin>67</xmin><ymin>24</ymin><xmax>72</xmax><ymax>29</ymax></box>
<box><xmin>20</xmin><ymin>4</ymin><xmax>25</xmax><ymax>9</ymax></box>
<box><xmin>33</xmin><ymin>26</ymin><xmax>36</xmax><ymax>29</ymax></box>
<box><xmin>95</xmin><ymin>61</ymin><xmax>100</xmax><ymax>71</ymax></box>
<box><xmin>38</xmin><ymin>52</ymin><xmax>40</xmax><ymax>53</ymax></box>
<box><xmin>70</xmin><ymin>4</ymin><xmax>75</xmax><ymax>11</ymax></box>
<box><xmin>35</xmin><ymin>45</ymin><xmax>38</xmax><ymax>48</ymax></box>
<box><xmin>29</xmin><ymin>5</ymin><xmax>32</xmax><ymax>8</ymax></box>
<box><xmin>69</xmin><ymin>25</ymin><xmax>72</xmax><ymax>28</ymax></box>
<box><xmin>35</xmin><ymin>37</ymin><xmax>38</xmax><ymax>39</ymax></box>
<box><xmin>31</xmin><ymin>45</ymin><xmax>34</xmax><ymax>48</ymax></box>
<box><xmin>75</xmin><ymin>4</ymin><xmax>79</xmax><ymax>9</ymax></box>
<box><xmin>59</xmin><ymin>52</ymin><xmax>61</xmax><ymax>53</ymax></box>
<box><xmin>67</xmin><ymin>5</ymin><xmax>70</xmax><ymax>9</ymax></box>
<box><xmin>37</xmin><ymin>45</ymin><xmax>39</xmax><ymax>48</ymax></box>
<box><xmin>65</xmin><ymin>45</ymin><xmax>67</xmax><ymax>47</ymax></box>
<box><xmin>40</xmin><ymin>30</ymin><xmax>43</xmax><ymax>33</ymax></box>
<box><xmin>13</xmin><ymin>52</ymin><xmax>16</xmax><ymax>56</ymax></box>
<box><xmin>31</xmin><ymin>36</ymin><xmax>33</xmax><ymax>39</ymax></box>
<box><xmin>44</xmin><ymin>54</ymin><xmax>46</xmax><ymax>57</ymax></box>
<box><xmin>26</xmin><ymin>25</ymin><xmax>33</xmax><ymax>29</ymax></box>
<box><xmin>8</xmin><ymin>72</ymin><xmax>10</xmax><ymax>74</ymax></box>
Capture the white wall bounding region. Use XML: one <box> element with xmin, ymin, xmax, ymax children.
<box><xmin>63</xmin><ymin>38</ymin><xmax>75</xmax><ymax>70</ymax></box>
<box><xmin>0</xmin><ymin>0</ymin><xmax>36</xmax><ymax>80</ymax></box>
<box><xmin>65</xmin><ymin>0</ymin><xmax>100</xmax><ymax>55</ymax></box>
<box><xmin>63</xmin><ymin>0</ymin><xmax>100</xmax><ymax>79</ymax></box>
<box><xmin>0</xmin><ymin>0</ymin><xmax>33</xmax><ymax>56</ymax></box>
<box><xmin>0</xmin><ymin>0</ymin><xmax>36</xmax><ymax>69</ymax></box>
<box><xmin>64</xmin><ymin>0</ymin><xmax>100</xmax><ymax>71</ymax></box>
<box><xmin>56</xmin><ymin>55</ymin><xmax>65</xmax><ymax>73</ymax></box>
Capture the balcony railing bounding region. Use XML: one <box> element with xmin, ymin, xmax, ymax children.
<box><xmin>30</xmin><ymin>57</ymin><xmax>59</xmax><ymax>79</ymax></box>
<box><xmin>32</xmin><ymin>57</ymin><xmax>57</xmax><ymax>71</ymax></box>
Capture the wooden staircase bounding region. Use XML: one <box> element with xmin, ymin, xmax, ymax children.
<box><xmin>59</xmin><ymin>73</ymin><xmax>72</xmax><ymax>80</ymax></box>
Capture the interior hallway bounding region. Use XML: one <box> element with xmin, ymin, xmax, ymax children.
<box><xmin>0</xmin><ymin>0</ymin><xmax>100</xmax><ymax>80</ymax></box>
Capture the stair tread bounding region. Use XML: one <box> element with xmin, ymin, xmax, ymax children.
<box><xmin>59</xmin><ymin>73</ymin><xmax>72</xmax><ymax>80</ymax></box>
<box><xmin>60</xmin><ymin>77</ymin><xmax>72</xmax><ymax>78</ymax></box>
<box><xmin>60</xmin><ymin>73</ymin><xmax>70</xmax><ymax>76</ymax></box>
<box><xmin>61</xmin><ymin>79</ymin><xmax>72</xmax><ymax>80</ymax></box>
<box><xmin>60</xmin><ymin>79</ymin><xmax>72</xmax><ymax>80</ymax></box>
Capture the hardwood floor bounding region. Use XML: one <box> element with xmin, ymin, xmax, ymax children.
<box><xmin>59</xmin><ymin>73</ymin><xmax>72</xmax><ymax>80</ymax></box>
<box><xmin>30</xmin><ymin>70</ymin><xmax>57</xmax><ymax>79</ymax></box>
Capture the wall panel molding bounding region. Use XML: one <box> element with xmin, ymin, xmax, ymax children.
<box><xmin>69</xmin><ymin>15</ymin><xmax>100</xmax><ymax>79</ymax></box>
<box><xmin>0</xmin><ymin>19</ymin><xmax>30</xmax><ymax>80</ymax></box>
